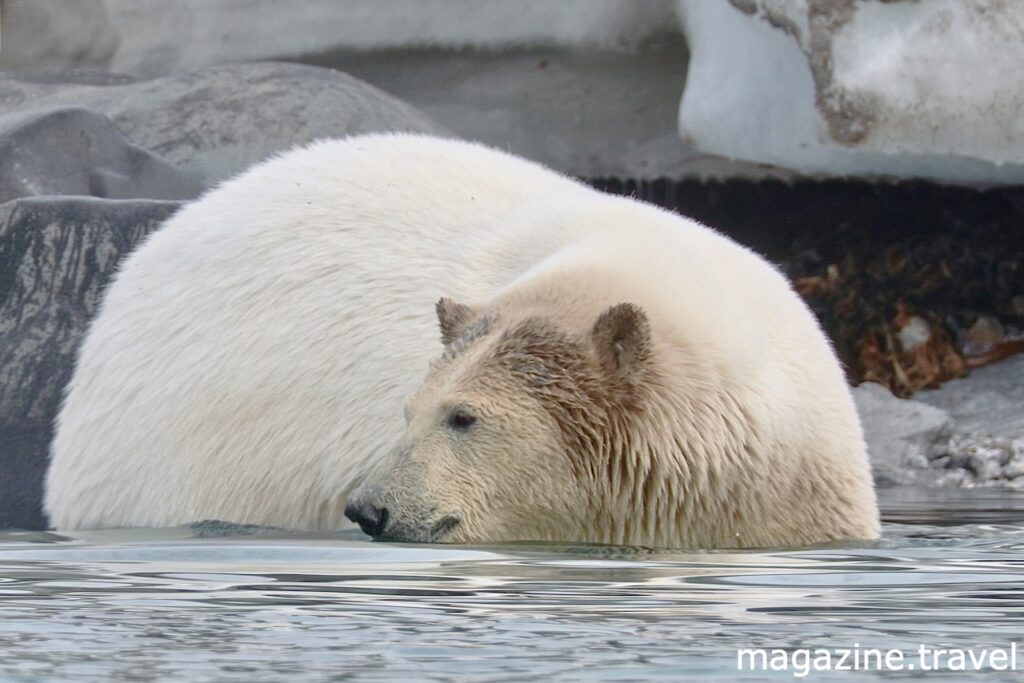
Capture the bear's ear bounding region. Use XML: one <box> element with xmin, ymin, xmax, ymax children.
<box><xmin>436</xmin><ymin>297</ymin><xmax>475</xmax><ymax>346</ymax></box>
<box><xmin>590</xmin><ymin>303</ymin><xmax>652</xmax><ymax>380</ymax></box>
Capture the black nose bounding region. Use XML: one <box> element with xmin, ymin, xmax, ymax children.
<box><xmin>344</xmin><ymin>499</ymin><xmax>389</xmax><ymax>538</ymax></box>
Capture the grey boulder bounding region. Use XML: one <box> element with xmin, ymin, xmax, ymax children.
<box><xmin>853</xmin><ymin>382</ymin><xmax>954</xmax><ymax>487</ymax></box>
<box><xmin>915</xmin><ymin>355</ymin><xmax>1024</xmax><ymax>437</ymax></box>
<box><xmin>0</xmin><ymin>107</ymin><xmax>202</xmax><ymax>204</ymax></box>
<box><xmin>0</xmin><ymin>62</ymin><xmax>448</xmax><ymax>188</ymax></box>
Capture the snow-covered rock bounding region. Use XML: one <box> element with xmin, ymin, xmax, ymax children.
<box><xmin>7</xmin><ymin>0</ymin><xmax>1024</xmax><ymax>184</ymax></box>
<box><xmin>677</xmin><ymin>0</ymin><xmax>1024</xmax><ymax>184</ymax></box>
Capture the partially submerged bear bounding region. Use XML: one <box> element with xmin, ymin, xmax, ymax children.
<box><xmin>45</xmin><ymin>134</ymin><xmax>880</xmax><ymax>548</ymax></box>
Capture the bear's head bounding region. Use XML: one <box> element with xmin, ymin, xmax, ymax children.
<box><xmin>344</xmin><ymin>296</ymin><xmax>656</xmax><ymax>544</ymax></box>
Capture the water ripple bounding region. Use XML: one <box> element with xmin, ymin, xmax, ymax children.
<box><xmin>1</xmin><ymin>489</ymin><xmax>1023</xmax><ymax>681</ymax></box>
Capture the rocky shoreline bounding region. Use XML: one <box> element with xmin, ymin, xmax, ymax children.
<box><xmin>856</xmin><ymin>372</ymin><xmax>1024</xmax><ymax>489</ymax></box>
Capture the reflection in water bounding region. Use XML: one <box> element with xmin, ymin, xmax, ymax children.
<box><xmin>1</xmin><ymin>489</ymin><xmax>1022</xmax><ymax>681</ymax></box>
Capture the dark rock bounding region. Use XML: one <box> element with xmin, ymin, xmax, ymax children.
<box><xmin>0</xmin><ymin>196</ymin><xmax>181</xmax><ymax>529</ymax></box>
<box><xmin>0</xmin><ymin>424</ymin><xmax>51</xmax><ymax>530</ymax></box>
<box><xmin>0</xmin><ymin>196</ymin><xmax>180</xmax><ymax>429</ymax></box>
<box><xmin>188</xmin><ymin>520</ymin><xmax>286</xmax><ymax>538</ymax></box>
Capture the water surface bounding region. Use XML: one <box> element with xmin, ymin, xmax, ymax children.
<box><xmin>2</xmin><ymin>488</ymin><xmax>1023</xmax><ymax>681</ymax></box>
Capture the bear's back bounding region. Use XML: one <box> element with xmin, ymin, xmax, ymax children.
<box><xmin>45</xmin><ymin>135</ymin><xmax>608</xmax><ymax>529</ymax></box>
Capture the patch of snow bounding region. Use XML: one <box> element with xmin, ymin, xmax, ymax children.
<box><xmin>676</xmin><ymin>0</ymin><xmax>1024</xmax><ymax>184</ymax></box>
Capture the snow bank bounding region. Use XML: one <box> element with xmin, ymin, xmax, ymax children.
<box><xmin>677</xmin><ymin>0</ymin><xmax>1024</xmax><ymax>184</ymax></box>
<box><xmin>7</xmin><ymin>0</ymin><xmax>1024</xmax><ymax>184</ymax></box>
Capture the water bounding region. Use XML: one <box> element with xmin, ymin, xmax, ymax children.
<box><xmin>2</xmin><ymin>488</ymin><xmax>1023</xmax><ymax>682</ymax></box>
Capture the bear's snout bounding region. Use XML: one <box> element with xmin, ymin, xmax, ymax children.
<box><xmin>344</xmin><ymin>498</ymin><xmax>389</xmax><ymax>538</ymax></box>
<box><xmin>345</xmin><ymin>484</ymin><xmax>464</xmax><ymax>542</ymax></box>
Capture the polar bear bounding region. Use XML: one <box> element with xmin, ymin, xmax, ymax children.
<box><xmin>45</xmin><ymin>133</ymin><xmax>879</xmax><ymax>547</ymax></box>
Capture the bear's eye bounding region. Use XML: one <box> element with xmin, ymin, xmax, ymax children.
<box><xmin>445</xmin><ymin>409</ymin><xmax>477</xmax><ymax>433</ymax></box>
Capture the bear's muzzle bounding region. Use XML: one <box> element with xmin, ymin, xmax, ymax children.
<box><xmin>343</xmin><ymin>498</ymin><xmax>389</xmax><ymax>538</ymax></box>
